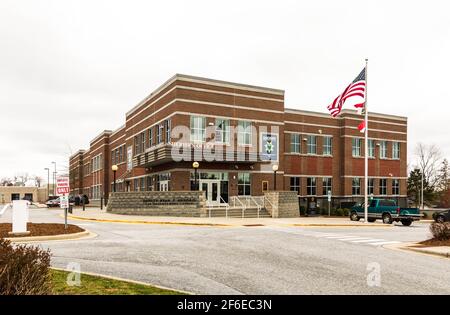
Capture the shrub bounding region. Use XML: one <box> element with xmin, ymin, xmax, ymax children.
<box><xmin>342</xmin><ymin>208</ymin><xmax>350</xmax><ymax>216</ymax></box>
<box><xmin>429</xmin><ymin>222</ymin><xmax>450</xmax><ymax>241</ymax></box>
<box><xmin>0</xmin><ymin>239</ymin><xmax>52</xmax><ymax>295</ymax></box>
<box><xmin>335</xmin><ymin>208</ymin><xmax>344</xmax><ymax>216</ymax></box>
<box><xmin>422</xmin><ymin>212</ymin><xmax>428</xmax><ymax>219</ymax></box>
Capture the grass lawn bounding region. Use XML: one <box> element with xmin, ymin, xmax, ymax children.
<box><xmin>51</xmin><ymin>269</ymin><xmax>184</xmax><ymax>295</ymax></box>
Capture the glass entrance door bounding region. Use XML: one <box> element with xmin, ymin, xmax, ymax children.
<box><xmin>199</xmin><ymin>180</ymin><xmax>221</xmax><ymax>204</ymax></box>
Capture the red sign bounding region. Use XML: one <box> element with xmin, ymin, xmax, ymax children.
<box><xmin>56</xmin><ymin>177</ymin><xmax>70</xmax><ymax>196</ymax></box>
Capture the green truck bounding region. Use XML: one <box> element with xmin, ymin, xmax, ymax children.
<box><xmin>350</xmin><ymin>199</ymin><xmax>421</xmax><ymax>226</ymax></box>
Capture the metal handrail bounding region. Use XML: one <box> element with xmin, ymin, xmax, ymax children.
<box><xmin>263</xmin><ymin>195</ymin><xmax>275</xmax><ymax>217</ymax></box>
<box><xmin>250</xmin><ymin>196</ymin><xmax>262</xmax><ymax>218</ymax></box>
<box><xmin>230</xmin><ymin>196</ymin><xmax>246</xmax><ymax>218</ymax></box>
<box><xmin>207</xmin><ymin>197</ymin><xmax>230</xmax><ymax>218</ymax></box>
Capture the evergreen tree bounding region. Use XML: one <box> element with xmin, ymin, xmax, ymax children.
<box><xmin>407</xmin><ymin>168</ymin><xmax>435</xmax><ymax>207</ymax></box>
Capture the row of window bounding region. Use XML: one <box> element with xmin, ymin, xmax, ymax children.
<box><xmin>134</xmin><ymin>119</ymin><xmax>172</xmax><ymax>156</ymax></box>
<box><xmin>191</xmin><ymin>116</ymin><xmax>253</xmax><ymax>145</ymax></box>
<box><xmin>290</xmin><ymin>134</ymin><xmax>333</xmax><ymax>155</ymax></box>
<box><xmin>352</xmin><ymin>139</ymin><xmax>401</xmax><ymax>159</ymax></box>
<box><xmin>111</xmin><ymin>145</ymin><xmax>126</xmax><ymax>166</ymax></box>
<box><xmin>92</xmin><ymin>154</ymin><xmax>102</xmax><ymax>172</ymax></box>
<box><xmin>289</xmin><ymin>177</ymin><xmax>401</xmax><ymax>196</ymax></box>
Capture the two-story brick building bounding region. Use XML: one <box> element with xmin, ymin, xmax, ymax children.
<box><xmin>69</xmin><ymin>74</ymin><xmax>408</xmax><ymax>209</ymax></box>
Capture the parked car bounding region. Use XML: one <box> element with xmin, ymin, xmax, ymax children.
<box><xmin>433</xmin><ymin>209</ymin><xmax>450</xmax><ymax>223</ymax></box>
<box><xmin>46</xmin><ymin>197</ymin><xmax>60</xmax><ymax>208</ymax></box>
<box><xmin>70</xmin><ymin>194</ymin><xmax>90</xmax><ymax>206</ymax></box>
<box><xmin>350</xmin><ymin>199</ymin><xmax>421</xmax><ymax>226</ymax></box>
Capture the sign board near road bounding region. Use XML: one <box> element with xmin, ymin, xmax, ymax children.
<box><xmin>60</xmin><ymin>195</ymin><xmax>69</xmax><ymax>209</ymax></box>
<box><xmin>56</xmin><ymin>177</ymin><xmax>70</xmax><ymax>196</ymax></box>
<box><xmin>327</xmin><ymin>190</ymin><xmax>332</xmax><ymax>202</ymax></box>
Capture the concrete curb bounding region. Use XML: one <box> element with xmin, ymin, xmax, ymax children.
<box><xmin>67</xmin><ymin>214</ymin><xmax>231</xmax><ymax>227</ymax></box>
<box><xmin>5</xmin><ymin>230</ymin><xmax>95</xmax><ymax>243</ymax></box>
<box><xmin>383</xmin><ymin>242</ymin><xmax>450</xmax><ymax>259</ymax></box>
<box><xmin>290</xmin><ymin>223</ymin><xmax>392</xmax><ymax>228</ymax></box>
<box><xmin>50</xmin><ymin>267</ymin><xmax>194</xmax><ymax>295</ymax></box>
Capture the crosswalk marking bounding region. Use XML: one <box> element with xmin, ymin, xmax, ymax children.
<box><xmin>263</xmin><ymin>227</ymin><xmax>401</xmax><ymax>247</ymax></box>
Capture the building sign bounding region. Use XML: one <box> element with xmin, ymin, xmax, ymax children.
<box><xmin>260</xmin><ymin>133</ymin><xmax>279</xmax><ymax>161</ymax></box>
<box><xmin>127</xmin><ymin>146</ymin><xmax>133</xmax><ymax>171</ymax></box>
<box><xmin>56</xmin><ymin>177</ymin><xmax>70</xmax><ymax>195</ymax></box>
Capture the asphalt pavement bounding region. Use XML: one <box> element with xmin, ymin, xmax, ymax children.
<box><xmin>2</xmin><ymin>208</ymin><xmax>449</xmax><ymax>295</ymax></box>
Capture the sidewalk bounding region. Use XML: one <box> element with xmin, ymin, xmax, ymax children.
<box><xmin>67</xmin><ymin>207</ymin><xmax>392</xmax><ymax>228</ymax></box>
<box><xmin>393</xmin><ymin>243</ymin><xmax>450</xmax><ymax>259</ymax></box>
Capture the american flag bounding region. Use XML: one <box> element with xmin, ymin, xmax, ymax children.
<box><xmin>327</xmin><ymin>67</ymin><xmax>366</xmax><ymax>117</ymax></box>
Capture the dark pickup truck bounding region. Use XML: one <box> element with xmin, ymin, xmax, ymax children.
<box><xmin>350</xmin><ymin>199</ymin><xmax>421</xmax><ymax>226</ymax></box>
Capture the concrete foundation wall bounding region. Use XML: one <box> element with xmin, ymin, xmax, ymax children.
<box><xmin>106</xmin><ymin>191</ymin><xmax>207</xmax><ymax>217</ymax></box>
<box><xmin>264</xmin><ymin>191</ymin><xmax>300</xmax><ymax>218</ymax></box>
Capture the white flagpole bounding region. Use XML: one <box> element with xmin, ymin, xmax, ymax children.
<box><xmin>364</xmin><ymin>58</ymin><xmax>369</xmax><ymax>223</ymax></box>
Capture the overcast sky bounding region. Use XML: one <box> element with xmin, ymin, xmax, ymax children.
<box><xmin>1</xmin><ymin>0</ymin><xmax>449</xmax><ymax>181</ymax></box>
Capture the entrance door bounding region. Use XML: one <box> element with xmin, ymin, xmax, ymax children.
<box><xmin>199</xmin><ymin>180</ymin><xmax>221</xmax><ymax>204</ymax></box>
<box><xmin>159</xmin><ymin>180</ymin><xmax>169</xmax><ymax>191</ymax></box>
<box><xmin>11</xmin><ymin>193</ymin><xmax>20</xmax><ymax>201</ymax></box>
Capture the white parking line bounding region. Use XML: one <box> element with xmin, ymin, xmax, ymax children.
<box><xmin>351</xmin><ymin>239</ymin><xmax>385</xmax><ymax>243</ymax></box>
<box><xmin>337</xmin><ymin>237</ymin><xmax>370</xmax><ymax>241</ymax></box>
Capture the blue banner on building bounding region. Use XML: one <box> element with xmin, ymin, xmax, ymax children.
<box><xmin>260</xmin><ymin>133</ymin><xmax>279</xmax><ymax>161</ymax></box>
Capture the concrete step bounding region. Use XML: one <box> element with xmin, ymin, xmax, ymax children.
<box><xmin>207</xmin><ymin>207</ymin><xmax>271</xmax><ymax>218</ymax></box>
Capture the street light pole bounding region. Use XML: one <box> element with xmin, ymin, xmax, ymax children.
<box><xmin>193</xmin><ymin>162</ymin><xmax>199</xmax><ymax>190</ymax></box>
<box><xmin>52</xmin><ymin>161</ymin><xmax>56</xmax><ymax>195</ymax></box>
<box><xmin>44</xmin><ymin>168</ymin><xmax>50</xmax><ymax>200</ymax></box>
<box><xmin>421</xmin><ymin>169</ymin><xmax>424</xmax><ymax>210</ymax></box>
<box><xmin>112</xmin><ymin>165</ymin><xmax>118</xmax><ymax>192</ymax></box>
<box><xmin>272</xmin><ymin>164</ymin><xmax>279</xmax><ymax>191</ymax></box>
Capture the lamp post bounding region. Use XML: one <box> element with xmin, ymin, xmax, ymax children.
<box><xmin>112</xmin><ymin>164</ymin><xmax>118</xmax><ymax>192</ymax></box>
<box><xmin>51</xmin><ymin>161</ymin><xmax>56</xmax><ymax>195</ymax></box>
<box><xmin>193</xmin><ymin>161</ymin><xmax>199</xmax><ymax>190</ymax></box>
<box><xmin>44</xmin><ymin>168</ymin><xmax>50</xmax><ymax>200</ymax></box>
<box><xmin>272</xmin><ymin>164</ymin><xmax>279</xmax><ymax>191</ymax></box>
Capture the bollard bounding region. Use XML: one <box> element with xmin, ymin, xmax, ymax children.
<box><xmin>82</xmin><ymin>198</ymin><xmax>85</xmax><ymax>211</ymax></box>
<box><xmin>100</xmin><ymin>197</ymin><xmax>103</xmax><ymax>210</ymax></box>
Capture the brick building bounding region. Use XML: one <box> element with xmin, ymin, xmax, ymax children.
<box><xmin>69</xmin><ymin>74</ymin><xmax>408</xmax><ymax>209</ymax></box>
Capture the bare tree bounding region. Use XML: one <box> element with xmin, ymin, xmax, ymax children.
<box><xmin>414</xmin><ymin>143</ymin><xmax>443</xmax><ymax>189</ymax></box>
<box><xmin>31</xmin><ymin>175</ymin><xmax>43</xmax><ymax>187</ymax></box>
<box><xmin>0</xmin><ymin>177</ymin><xmax>13</xmax><ymax>186</ymax></box>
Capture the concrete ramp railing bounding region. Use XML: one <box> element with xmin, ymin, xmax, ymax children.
<box><xmin>0</xmin><ymin>204</ymin><xmax>10</xmax><ymax>217</ymax></box>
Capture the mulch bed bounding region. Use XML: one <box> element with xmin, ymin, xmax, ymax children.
<box><xmin>416</xmin><ymin>238</ymin><xmax>450</xmax><ymax>247</ymax></box>
<box><xmin>0</xmin><ymin>223</ymin><xmax>85</xmax><ymax>238</ymax></box>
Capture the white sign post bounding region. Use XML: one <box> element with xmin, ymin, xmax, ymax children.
<box><xmin>56</xmin><ymin>176</ymin><xmax>70</xmax><ymax>229</ymax></box>
<box><xmin>9</xmin><ymin>200</ymin><xmax>30</xmax><ymax>236</ymax></box>
<box><xmin>327</xmin><ymin>190</ymin><xmax>332</xmax><ymax>217</ymax></box>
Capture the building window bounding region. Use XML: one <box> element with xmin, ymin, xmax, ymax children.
<box><xmin>368</xmin><ymin>139</ymin><xmax>375</xmax><ymax>158</ymax></box>
<box><xmin>190</xmin><ymin>116</ymin><xmax>206</xmax><ymax>143</ymax></box>
<box><xmin>148</xmin><ymin>128</ymin><xmax>153</xmax><ymax>148</ymax></box>
<box><xmin>238</xmin><ymin>121</ymin><xmax>252</xmax><ymax>146</ymax></box>
<box><xmin>165</xmin><ymin>119</ymin><xmax>171</xmax><ymax>143</ymax></box>
<box><xmin>368</xmin><ymin>178</ymin><xmax>374</xmax><ymax>195</ymax></box>
<box><xmin>134</xmin><ymin>179</ymin><xmax>139</xmax><ymax>191</ymax></box>
<box><xmin>307</xmin><ymin>135</ymin><xmax>317</xmax><ymax>155</ymax></box>
<box><xmin>322</xmin><ymin>178</ymin><xmax>332</xmax><ymax>196</ymax></box>
<box><xmin>323</xmin><ymin>136</ymin><xmax>332</xmax><ymax>156</ymax></box>
<box><xmin>157</xmin><ymin>124</ymin><xmax>164</xmax><ymax>144</ymax></box>
<box><xmin>119</xmin><ymin>146</ymin><xmax>124</xmax><ymax>162</ymax></box>
<box><xmin>290</xmin><ymin>134</ymin><xmax>300</xmax><ymax>153</ymax></box>
<box><xmin>352</xmin><ymin>178</ymin><xmax>361</xmax><ymax>195</ymax></box>
<box><xmin>134</xmin><ymin>132</ymin><xmax>145</xmax><ymax>155</ymax></box>
<box><xmin>238</xmin><ymin>173</ymin><xmax>251</xmax><ymax>196</ymax></box>
<box><xmin>379</xmin><ymin>179</ymin><xmax>387</xmax><ymax>195</ymax></box>
<box><xmin>111</xmin><ymin>150</ymin><xmax>115</xmax><ymax>166</ymax></box>
<box><xmin>290</xmin><ymin>177</ymin><xmax>300</xmax><ymax>195</ymax></box>
<box><xmin>92</xmin><ymin>155</ymin><xmax>102</xmax><ymax>171</ymax></box>
<box><xmin>392</xmin><ymin>142</ymin><xmax>400</xmax><ymax>159</ymax></box>
<box><xmin>140</xmin><ymin>178</ymin><xmax>145</xmax><ymax>191</ymax></box>
<box><xmin>262</xmin><ymin>181</ymin><xmax>269</xmax><ymax>193</ymax></box>
<box><xmin>392</xmin><ymin>179</ymin><xmax>400</xmax><ymax>195</ymax></box>
<box><xmin>215</xmin><ymin>119</ymin><xmax>230</xmax><ymax>144</ymax></box>
<box><xmin>380</xmin><ymin>141</ymin><xmax>388</xmax><ymax>159</ymax></box>
<box><xmin>352</xmin><ymin>138</ymin><xmax>362</xmax><ymax>157</ymax></box>
<box><xmin>307</xmin><ymin>177</ymin><xmax>316</xmax><ymax>196</ymax></box>
<box><xmin>146</xmin><ymin>176</ymin><xmax>153</xmax><ymax>191</ymax></box>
